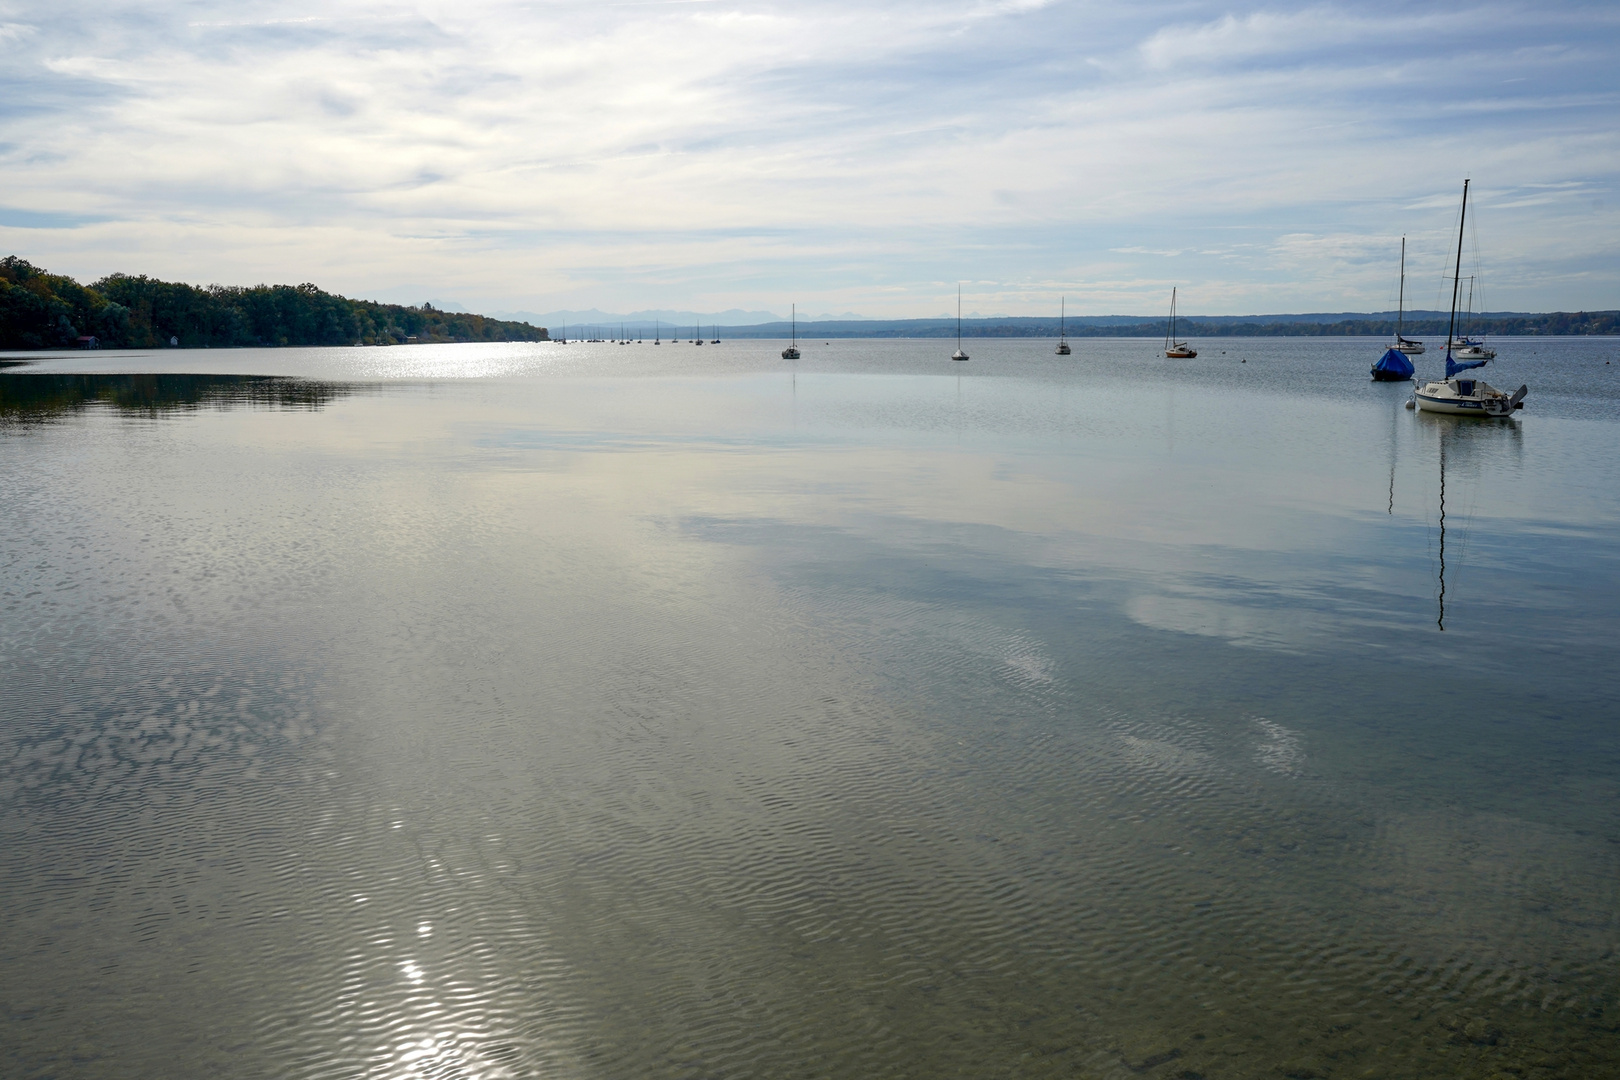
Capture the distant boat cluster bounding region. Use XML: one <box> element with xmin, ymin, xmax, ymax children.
<box><xmin>1377</xmin><ymin>181</ymin><xmax>1526</xmax><ymax>416</ymax></box>
<box><xmin>546</xmin><ymin>181</ymin><xmax>1528</xmax><ymax>418</ymax></box>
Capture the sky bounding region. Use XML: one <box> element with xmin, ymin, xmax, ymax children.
<box><xmin>1</xmin><ymin>0</ymin><xmax>1617</xmax><ymax>318</ymax></box>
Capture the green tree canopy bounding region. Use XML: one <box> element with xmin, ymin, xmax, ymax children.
<box><xmin>1</xmin><ymin>257</ymin><xmax>547</xmax><ymax>349</ymax></box>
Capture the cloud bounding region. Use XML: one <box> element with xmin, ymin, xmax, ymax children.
<box><xmin>0</xmin><ymin>0</ymin><xmax>1616</xmax><ymax>315</ymax></box>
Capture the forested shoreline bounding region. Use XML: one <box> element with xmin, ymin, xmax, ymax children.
<box><xmin>6</xmin><ymin>255</ymin><xmax>1615</xmax><ymax>349</ymax></box>
<box><xmin>0</xmin><ymin>257</ymin><xmax>547</xmax><ymax>349</ymax></box>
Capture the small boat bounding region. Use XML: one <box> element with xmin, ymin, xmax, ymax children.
<box><xmin>1451</xmin><ymin>339</ymin><xmax>1495</xmax><ymax>360</ymax></box>
<box><xmin>1447</xmin><ymin>277</ymin><xmax>1495</xmax><ymax>359</ymax></box>
<box><xmin>1414</xmin><ymin>180</ymin><xmax>1526</xmax><ymax>417</ymax></box>
<box><xmin>951</xmin><ymin>285</ymin><xmax>969</xmax><ymax>361</ymax></box>
<box><xmin>782</xmin><ymin>304</ymin><xmax>800</xmax><ymax>359</ymax></box>
<box><xmin>1373</xmin><ymin>243</ymin><xmax>1415</xmax><ymax>380</ymax></box>
<box><xmin>1392</xmin><ymin>237</ymin><xmax>1424</xmax><ymax>355</ymax></box>
<box><xmin>1163</xmin><ymin>288</ymin><xmax>1196</xmax><ymax>357</ymax></box>
<box><xmin>710</xmin><ymin>325</ymin><xmax>719</xmax><ymax>344</ymax></box>
<box><xmin>1372</xmin><ymin>346</ymin><xmax>1414</xmax><ymax>381</ymax></box>
<box><xmin>1413</xmin><ymin>375</ymin><xmax>1525</xmax><ymax>416</ymax></box>
<box><xmin>1056</xmin><ymin>296</ymin><xmax>1071</xmax><ymax>356</ymax></box>
<box><xmin>694</xmin><ymin>324</ymin><xmax>702</xmax><ymax>345</ymax></box>
<box><xmin>654</xmin><ymin>320</ymin><xmax>661</xmax><ymax>345</ymax></box>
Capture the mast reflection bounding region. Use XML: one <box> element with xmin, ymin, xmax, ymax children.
<box><xmin>1420</xmin><ymin>413</ymin><xmax>1522</xmax><ymax>631</ymax></box>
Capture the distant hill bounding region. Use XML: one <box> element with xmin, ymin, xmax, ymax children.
<box><xmin>0</xmin><ymin>257</ymin><xmax>547</xmax><ymax>349</ymax></box>
<box><xmin>7</xmin><ymin>257</ymin><xmax>1613</xmax><ymax>349</ymax></box>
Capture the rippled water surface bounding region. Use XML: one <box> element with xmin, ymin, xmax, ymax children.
<box><xmin>3</xmin><ymin>338</ymin><xmax>1618</xmax><ymax>1079</ymax></box>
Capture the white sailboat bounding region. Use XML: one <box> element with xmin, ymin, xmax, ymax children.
<box><xmin>1413</xmin><ymin>180</ymin><xmax>1525</xmax><ymax>417</ymax></box>
<box><xmin>781</xmin><ymin>304</ymin><xmax>800</xmax><ymax>359</ymax></box>
<box><xmin>951</xmin><ymin>285</ymin><xmax>969</xmax><ymax>362</ymax></box>
<box><xmin>1394</xmin><ymin>237</ymin><xmax>1424</xmax><ymax>354</ymax></box>
<box><xmin>1447</xmin><ymin>277</ymin><xmax>1495</xmax><ymax>359</ymax></box>
<box><xmin>1163</xmin><ymin>288</ymin><xmax>1196</xmax><ymax>357</ymax></box>
<box><xmin>1055</xmin><ymin>297</ymin><xmax>1071</xmax><ymax>356</ymax></box>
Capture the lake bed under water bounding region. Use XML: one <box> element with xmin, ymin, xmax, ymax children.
<box><xmin>2</xmin><ymin>337</ymin><xmax>1618</xmax><ymax>1079</ymax></box>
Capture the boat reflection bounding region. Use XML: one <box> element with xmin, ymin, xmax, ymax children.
<box><xmin>1418</xmin><ymin>411</ymin><xmax>1522</xmax><ymax>630</ymax></box>
<box><xmin>0</xmin><ymin>372</ymin><xmax>362</xmax><ymax>423</ymax></box>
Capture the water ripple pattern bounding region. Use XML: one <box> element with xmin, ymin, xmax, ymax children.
<box><xmin>2</xmin><ymin>343</ymin><xmax>1617</xmax><ymax>1079</ymax></box>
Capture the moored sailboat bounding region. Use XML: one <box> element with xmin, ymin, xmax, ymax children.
<box><xmin>1163</xmin><ymin>288</ymin><xmax>1195</xmax><ymax>357</ymax></box>
<box><xmin>1056</xmin><ymin>297</ymin><xmax>1071</xmax><ymax>356</ymax></box>
<box><xmin>1413</xmin><ymin>180</ymin><xmax>1525</xmax><ymax>417</ymax></box>
<box><xmin>1394</xmin><ymin>236</ymin><xmax>1424</xmax><ymax>354</ymax></box>
<box><xmin>951</xmin><ymin>285</ymin><xmax>969</xmax><ymax>361</ymax></box>
<box><xmin>782</xmin><ymin>304</ymin><xmax>800</xmax><ymax>359</ymax></box>
<box><xmin>1372</xmin><ymin>239</ymin><xmax>1416</xmax><ymax>380</ymax></box>
<box><xmin>1447</xmin><ymin>277</ymin><xmax>1495</xmax><ymax>359</ymax></box>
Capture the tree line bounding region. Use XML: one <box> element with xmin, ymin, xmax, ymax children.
<box><xmin>0</xmin><ymin>257</ymin><xmax>548</xmax><ymax>349</ymax></box>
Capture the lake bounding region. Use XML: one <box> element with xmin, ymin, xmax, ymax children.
<box><xmin>3</xmin><ymin>337</ymin><xmax>1618</xmax><ymax>1079</ymax></box>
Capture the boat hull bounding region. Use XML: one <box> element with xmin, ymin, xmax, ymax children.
<box><xmin>1414</xmin><ymin>394</ymin><xmax>1509</xmax><ymax>416</ymax></box>
<box><xmin>1414</xmin><ymin>379</ymin><xmax>1525</xmax><ymax>417</ymax></box>
<box><xmin>1164</xmin><ymin>348</ymin><xmax>1196</xmax><ymax>358</ymax></box>
<box><xmin>1056</xmin><ymin>344</ymin><xmax>1071</xmax><ymax>355</ymax></box>
<box><xmin>1371</xmin><ymin>370</ymin><xmax>1412</xmax><ymax>382</ymax></box>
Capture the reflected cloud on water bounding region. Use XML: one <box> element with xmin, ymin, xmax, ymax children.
<box><xmin>1</xmin><ymin>340</ymin><xmax>1617</xmax><ymax>1078</ymax></box>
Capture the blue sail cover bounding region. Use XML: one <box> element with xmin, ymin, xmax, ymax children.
<box><xmin>1372</xmin><ymin>348</ymin><xmax>1414</xmax><ymax>378</ymax></box>
<box><xmin>1445</xmin><ymin>355</ymin><xmax>1488</xmax><ymax>377</ymax></box>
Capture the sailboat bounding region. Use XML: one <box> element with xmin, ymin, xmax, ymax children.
<box><xmin>1055</xmin><ymin>297</ymin><xmax>1071</xmax><ymax>356</ymax></box>
<box><xmin>951</xmin><ymin>285</ymin><xmax>969</xmax><ymax>361</ymax></box>
<box><xmin>781</xmin><ymin>304</ymin><xmax>800</xmax><ymax>359</ymax></box>
<box><xmin>1394</xmin><ymin>238</ymin><xmax>1424</xmax><ymax>356</ymax></box>
<box><xmin>710</xmin><ymin>325</ymin><xmax>719</xmax><ymax>344</ymax></box>
<box><xmin>654</xmin><ymin>320</ymin><xmax>661</xmax><ymax>345</ymax></box>
<box><xmin>1163</xmin><ymin>288</ymin><xmax>1196</xmax><ymax>357</ymax></box>
<box><xmin>1372</xmin><ymin>238</ymin><xmax>1417</xmax><ymax>380</ymax></box>
<box><xmin>1448</xmin><ymin>277</ymin><xmax>1496</xmax><ymax>359</ymax></box>
<box><xmin>694</xmin><ymin>323</ymin><xmax>703</xmax><ymax>345</ymax></box>
<box><xmin>1413</xmin><ymin>180</ymin><xmax>1525</xmax><ymax>417</ymax></box>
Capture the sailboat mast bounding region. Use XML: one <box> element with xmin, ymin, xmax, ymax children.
<box><xmin>1445</xmin><ymin>180</ymin><xmax>1469</xmax><ymax>361</ymax></box>
<box><xmin>956</xmin><ymin>285</ymin><xmax>962</xmax><ymax>348</ymax></box>
<box><xmin>1398</xmin><ymin>237</ymin><xmax>1405</xmax><ymax>340</ymax></box>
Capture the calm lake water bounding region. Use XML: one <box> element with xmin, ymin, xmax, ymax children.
<box><xmin>3</xmin><ymin>337</ymin><xmax>1618</xmax><ymax>1079</ymax></box>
